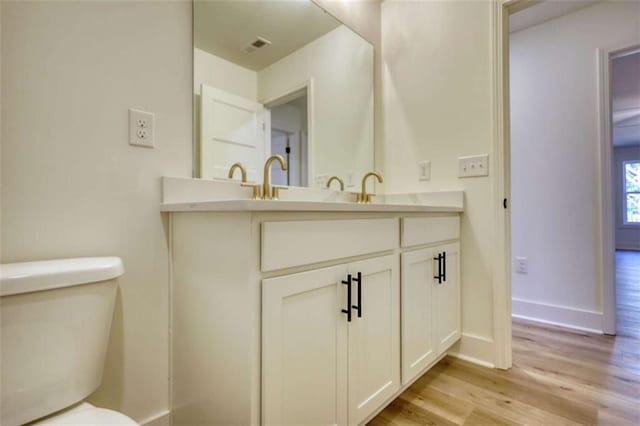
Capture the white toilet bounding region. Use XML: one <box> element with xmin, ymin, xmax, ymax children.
<box><xmin>1</xmin><ymin>257</ymin><xmax>137</xmax><ymax>425</ymax></box>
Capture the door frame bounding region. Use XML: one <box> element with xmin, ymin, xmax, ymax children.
<box><xmin>263</xmin><ymin>78</ymin><xmax>315</xmax><ymax>187</ymax></box>
<box><xmin>491</xmin><ymin>0</ymin><xmax>545</xmax><ymax>370</ymax></box>
<box><xmin>598</xmin><ymin>42</ymin><xmax>640</xmax><ymax>335</ymax></box>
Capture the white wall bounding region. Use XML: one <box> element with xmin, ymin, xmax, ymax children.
<box><xmin>1</xmin><ymin>1</ymin><xmax>192</xmax><ymax>423</ymax></box>
<box><xmin>615</xmin><ymin>145</ymin><xmax>640</xmax><ymax>250</ymax></box>
<box><xmin>510</xmin><ymin>1</ymin><xmax>640</xmax><ymax>331</ymax></box>
<box><xmin>381</xmin><ymin>0</ymin><xmax>496</xmax><ymax>365</ymax></box>
<box><xmin>258</xmin><ymin>25</ymin><xmax>374</xmax><ymax>188</ymax></box>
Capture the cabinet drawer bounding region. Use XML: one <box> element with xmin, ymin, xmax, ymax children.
<box><xmin>401</xmin><ymin>216</ymin><xmax>460</xmax><ymax>247</ymax></box>
<box><xmin>261</xmin><ymin>218</ymin><xmax>398</xmax><ymax>272</ymax></box>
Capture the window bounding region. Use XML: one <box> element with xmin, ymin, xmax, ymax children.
<box><xmin>623</xmin><ymin>161</ymin><xmax>640</xmax><ymax>224</ymax></box>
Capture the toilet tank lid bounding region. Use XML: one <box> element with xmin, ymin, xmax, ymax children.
<box><xmin>0</xmin><ymin>257</ymin><xmax>124</xmax><ymax>297</ymax></box>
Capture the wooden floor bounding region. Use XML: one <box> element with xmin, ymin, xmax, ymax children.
<box><xmin>370</xmin><ymin>251</ymin><xmax>640</xmax><ymax>425</ymax></box>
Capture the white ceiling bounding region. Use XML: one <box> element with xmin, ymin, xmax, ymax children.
<box><xmin>612</xmin><ymin>51</ymin><xmax>640</xmax><ymax>147</ymax></box>
<box><xmin>194</xmin><ymin>0</ymin><xmax>342</xmax><ymax>72</ymax></box>
<box><xmin>509</xmin><ymin>0</ymin><xmax>600</xmax><ymax>33</ymax></box>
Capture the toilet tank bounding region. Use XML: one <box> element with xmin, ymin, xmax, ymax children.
<box><xmin>0</xmin><ymin>257</ymin><xmax>124</xmax><ymax>426</ymax></box>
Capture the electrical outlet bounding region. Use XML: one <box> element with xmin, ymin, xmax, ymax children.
<box><xmin>129</xmin><ymin>109</ymin><xmax>154</xmax><ymax>148</ymax></box>
<box><xmin>458</xmin><ymin>154</ymin><xmax>489</xmax><ymax>178</ymax></box>
<box><xmin>418</xmin><ymin>161</ymin><xmax>431</xmax><ymax>181</ymax></box>
<box><xmin>346</xmin><ymin>170</ymin><xmax>355</xmax><ymax>188</ymax></box>
<box><xmin>315</xmin><ymin>174</ymin><xmax>329</xmax><ymax>187</ymax></box>
<box><xmin>515</xmin><ymin>257</ymin><xmax>528</xmax><ymax>274</ymax></box>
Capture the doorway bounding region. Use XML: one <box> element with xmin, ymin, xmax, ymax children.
<box><xmin>265</xmin><ymin>86</ymin><xmax>311</xmax><ymax>187</ymax></box>
<box><xmin>496</xmin><ymin>1</ymin><xmax>640</xmax><ymax>369</ymax></box>
<box><xmin>609</xmin><ymin>49</ymin><xmax>640</xmax><ymax>338</ymax></box>
<box><xmin>268</xmin><ymin>93</ymin><xmax>309</xmax><ymax>187</ymax></box>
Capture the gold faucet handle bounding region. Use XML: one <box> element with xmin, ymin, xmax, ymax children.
<box><xmin>271</xmin><ymin>185</ymin><xmax>288</xmax><ymax>200</ymax></box>
<box><xmin>241</xmin><ymin>182</ymin><xmax>262</xmax><ymax>200</ymax></box>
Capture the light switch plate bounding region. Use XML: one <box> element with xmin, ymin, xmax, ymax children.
<box><xmin>458</xmin><ymin>154</ymin><xmax>489</xmax><ymax>178</ymax></box>
<box><xmin>418</xmin><ymin>161</ymin><xmax>431</xmax><ymax>181</ymax></box>
<box><xmin>129</xmin><ymin>109</ymin><xmax>154</xmax><ymax>148</ymax></box>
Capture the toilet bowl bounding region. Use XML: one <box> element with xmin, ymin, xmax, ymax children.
<box><xmin>0</xmin><ymin>257</ymin><xmax>137</xmax><ymax>426</ymax></box>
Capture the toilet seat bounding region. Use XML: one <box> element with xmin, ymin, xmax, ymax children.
<box><xmin>35</xmin><ymin>403</ymin><xmax>137</xmax><ymax>425</ymax></box>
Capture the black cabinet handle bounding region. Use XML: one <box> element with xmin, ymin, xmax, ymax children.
<box><xmin>442</xmin><ymin>251</ymin><xmax>447</xmax><ymax>282</ymax></box>
<box><xmin>341</xmin><ymin>274</ymin><xmax>352</xmax><ymax>322</ymax></box>
<box><xmin>352</xmin><ymin>272</ymin><xmax>362</xmax><ymax>318</ymax></box>
<box><xmin>433</xmin><ymin>253</ymin><xmax>443</xmax><ymax>284</ymax></box>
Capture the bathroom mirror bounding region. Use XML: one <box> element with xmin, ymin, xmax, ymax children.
<box><xmin>193</xmin><ymin>0</ymin><xmax>374</xmax><ymax>188</ymax></box>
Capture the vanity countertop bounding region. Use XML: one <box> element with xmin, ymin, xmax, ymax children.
<box><xmin>160</xmin><ymin>177</ymin><xmax>464</xmax><ymax>213</ymax></box>
<box><xmin>160</xmin><ymin>199</ymin><xmax>463</xmax><ymax>213</ymax></box>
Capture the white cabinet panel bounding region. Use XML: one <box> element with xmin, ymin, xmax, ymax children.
<box><xmin>261</xmin><ymin>218</ymin><xmax>398</xmax><ymax>272</ymax></box>
<box><xmin>400</xmin><ymin>249</ymin><xmax>436</xmax><ymax>385</ymax></box>
<box><xmin>401</xmin><ymin>216</ymin><xmax>460</xmax><ymax>247</ymax></box>
<box><xmin>433</xmin><ymin>242</ymin><xmax>461</xmax><ymax>353</ymax></box>
<box><xmin>262</xmin><ymin>265</ymin><xmax>349</xmax><ymax>426</ymax></box>
<box><xmin>347</xmin><ymin>255</ymin><xmax>400</xmax><ymax>425</ymax></box>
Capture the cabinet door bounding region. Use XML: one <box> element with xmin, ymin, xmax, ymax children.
<box><xmin>262</xmin><ymin>265</ymin><xmax>349</xmax><ymax>426</ymax></box>
<box><xmin>347</xmin><ymin>255</ymin><xmax>400</xmax><ymax>425</ymax></box>
<box><xmin>433</xmin><ymin>242</ymin><xmax>461</xmax><ymax>353</ymax></box>
<box><xmin>400</xmin><ymin>249</ymin><xmax>436</xmax><ymax>385</ymax></box>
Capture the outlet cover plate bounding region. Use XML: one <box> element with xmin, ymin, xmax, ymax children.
<box><xmin>515</xmin><ymin>257</ymin><xmax>528</xmax><ymax>274</ymax></box>
<box><xmin>315</xmin><ymin>174</ymin><xmax>329</xmax><ymax>187</ymax></box>
<box><xmin>129</xmin><ymin>109</ymin><xmax>154</xmax><ymax>148</ymax></box>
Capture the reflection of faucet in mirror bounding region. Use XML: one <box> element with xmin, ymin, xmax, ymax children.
<box><xmin>227</xmin><ymin>162</ymin><xmax>247</xmax><ymax>183</ymax></box>
<box><xmin>357</xmin><ymin>172</ymin><xmax>383</xmax><ymax>204</ymax></box>
<box><xmin>326</xmin><ymin>176</ymin><xmax>344</xmax><ymax>191</ymax></box>
<box><xmin>263</xmin><ymin>155</ymin><xmax>288</xmax><ymax>200</ymax></box>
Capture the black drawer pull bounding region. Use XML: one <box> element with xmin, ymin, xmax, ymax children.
<box><xmin>433</xmin><ymin>253</ymin><xmax>443</xmax><ymax>284</ymax></box>
<box><xmin>442</xmin><ymin>251</ymin><xmax>447</xmax><ymax>282</ymax></box>
<box><xmin>352</xmin><ymin>272</ymin><xmax>362</xmax><ymax>318</ymax></box>
<box><xmin>341</xmin><ymin>274</ymin><xmax>352</xmax><ymax>322</ymax></box>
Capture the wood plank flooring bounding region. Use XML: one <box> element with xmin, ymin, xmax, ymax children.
<box><xmin>370</xmin><ymin>251</ymin><xmax>640</xmax><ymax>425</ymax></box>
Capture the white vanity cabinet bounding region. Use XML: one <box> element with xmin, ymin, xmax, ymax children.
<box><xmin>262</xmin><ymin>255</ymin><xmax>399</xmax><ymax>426</ymax></box>
<box><xmin>400</xmin><ymin>216</ymin><xmax>461</xmax><ymax>386</ymax></box>
<box><xmin>169</xmin><ymin>209</ymin><xmax>460</xmax><ymax>426</ymax></box>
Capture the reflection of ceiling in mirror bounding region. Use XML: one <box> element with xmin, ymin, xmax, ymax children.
<box><xmin>194</xmin><ymin>0</ymin><xmax>341</xmax><ymax>71</ymax></box>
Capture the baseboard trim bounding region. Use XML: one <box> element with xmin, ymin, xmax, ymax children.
<box><xmin>447</xmin><ymin>333</ymin><xmax>495</xmax><ymax>368</ymax></box>
<box><xmin>512</xmin><ymin>299</ymin><xmax>603</xmax><ymax>334</ymax></box>
<box><xmin>139</xmin><ymin>410</ymin><xmax>170</xmax><ymax>426</ymax></box>
<box><xmin>616</xmin><ymin>244</ymin><xmax>640</xmax><ymax>251</ymax></box>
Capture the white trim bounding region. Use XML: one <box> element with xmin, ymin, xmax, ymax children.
<box><xmin>598</xmin><ymin>46</ymin><xmax>616</xmax><ymax>335</ymax></box>
<box><xmin>598</xmin><ymin>41</ymin><xmax>640</xmax><ymax>335</ymax></box>
<box><xmin>616</xmin><ymin>244</ymin><xmax>640</xmax><ymax>251</ymax></box>
<box><xmin>491</xmin><ymin>0</ymin><xmax>521</xmax><ymax>370</ymax></box>
<box><xmin>139</xmin><ymin>410</ymin><xmax>170</xmax><ymax>426</ymax></box>
<box><xmin>447</xmin><ymin>333</ymin><xmax>496</xmax><ymax>369</ymax></box>
<box><xmin>512</xmin><ymin>299</ymin><xmax>603</xmax><ymax>334</ymax></box>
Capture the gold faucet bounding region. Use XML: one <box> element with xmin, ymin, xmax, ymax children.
<box><xmin>262</xmin><ymin>155</ymin><xmax>288</xmax><ymax>200</ymax></box>
<box><xmin>227</xmin><ymin>162</ymin><xmax>247</xmax><ymax>183</ymax></box>
<box><xmin>326</xmin><ymin>176</ymin><xmax>345</xmax><ymax>191</ymax></box>
<box><xmin>357</xmin><ymin>171</ymin><xmax>383</xmax><ymax>203</ymax></box>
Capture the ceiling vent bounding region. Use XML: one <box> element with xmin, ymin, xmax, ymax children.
<box><xmin>243</xmin><ymin>37</ymin><xmax>272</xmax><ymax>54</ymax></box>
